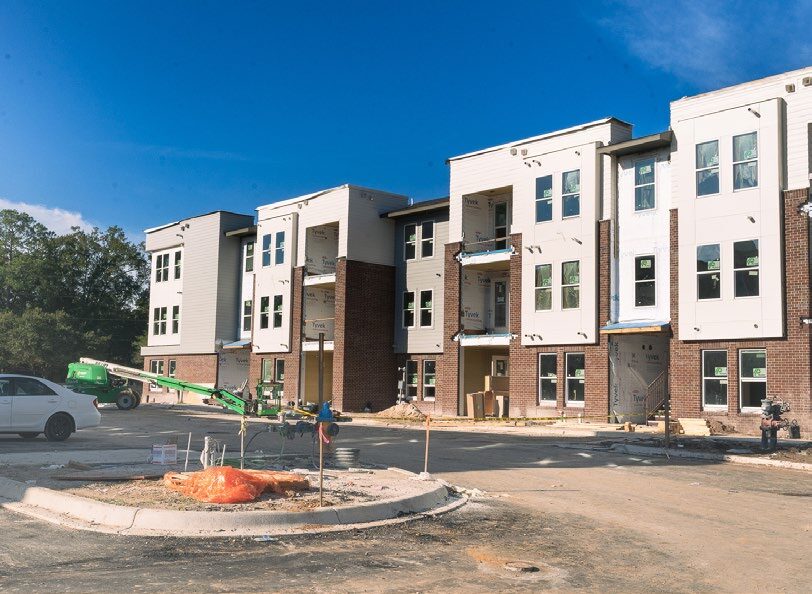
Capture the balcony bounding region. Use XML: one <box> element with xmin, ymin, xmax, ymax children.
<box><xmin>458</xmin><ymin>187</ymin><xmax>513</xmax><ymax>269</ymax></box>
<box><xmin>458</xmin><ymin>268</ymin><xmax>511</xmax><ymax>344</ymax></box>
<box><xmin>304</xmin><ymin>223</ymin><xmax>338</xmax><ymax>280</ymax></box>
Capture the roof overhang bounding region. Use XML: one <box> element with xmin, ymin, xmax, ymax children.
<box><xmin>597</xmin><ymin>131</ymin><xmax>673</xmax><ymax>157</ymax></box>
<box><xmin>223</xmin><ymin>339</ymin><xmax>251</xmax><ymax>349</ymax></box>
<box><xmin>225</xmin><ymin>226</ymin><xmax>258</xmax><ymax>238</ymax></box>
<box><xmin>384</xmin><ymin>198</ymin><xmax>450</xmax><ymax>218</ymax></box>
<box><xmin>600</xmin><ymin>321</ymin><xmax>671</xmax><ymax>335</ymax></box>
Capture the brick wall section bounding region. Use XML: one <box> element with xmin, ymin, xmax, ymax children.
<box><xmin>332</xmin><ymin>258</ymin><xmax>398</xmax><ymax>412</ymax></box>
<box><xmin>249</xmin><ymin>266</ymin><xmax>303</xmax><ymax>405</ymax></box>
<box><xmin>141</xmin><ymin>354</ymin><xmax>217</xmax><ymax>404</ymax></box>
<box><xmin>509</xmin><ymin>223</ymin><xmax>612</xmax><ymax>419</ymax></box>
<box><xmin>669</xmin><ymin>189</ymin><xmax>812</xmax><ymax>436</ymax></box>
<box><xmin>436</xmin><ymin>242</ymin><xmax>462</xmax><ymax>416</ymax></box>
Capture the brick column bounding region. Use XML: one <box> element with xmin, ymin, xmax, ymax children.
<box><xmin>437</xmin><ymin>242</ymin><xmax>461</xmax><ymax>415</ymax></box>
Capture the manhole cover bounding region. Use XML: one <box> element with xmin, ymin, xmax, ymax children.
<box><xmin>504</xmin><ymin>561</ymin><xmax>539</xmax><ymax>573</ymax></box>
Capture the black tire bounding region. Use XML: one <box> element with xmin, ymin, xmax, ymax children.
<box><xmin>18</xmin><ymin>432</ymin><xmax>39</xmax><ymax>439</ymax></box>
<box><xmin>133</xmin><ymin>394</ymin><xmax>142</xmax><ymax>408</ymax></box>
<box><xmin>116</xmin><ymin>390</ymin><xmax>137</xmax><ymax>410</ymax></box>
<box><xmin>44</xmin><ymin>413</ymin><xmax>74</xmax><ymax>442</ymax></box>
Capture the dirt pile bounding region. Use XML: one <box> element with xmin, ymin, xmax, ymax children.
<box><xmin>376</xmin><ymin>402</ymin><xmax>426</xmax><ymax>420</ymax></box>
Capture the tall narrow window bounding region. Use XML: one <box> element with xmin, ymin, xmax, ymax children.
<box><xmin>634</xmin><ymin>255</ymin><xmax>655</xmax><ymax>307</ymax></box>
<box><xmin>259</xmin><ymin>296</ymin><xmax>269</xmax><ymax>329</ymax></box>
<box><xmin>535</xmin><ymin>264</ymin><xmax>552</xmax><ymax>311</ymax></box>
<box><xmin>404</xmin><ymin>224</ymin><xmax>416</xmax><ymax>261</ymax></box>
<box><xmin>421</xmin><ymin>221</ymin><xmax>434</xmax><ymax>258</ymax></box>
<box><xmin>733</xmin><ymin>132</ymin><xmax>758</xmax><ymax>190</ymax></box>
<box><xmin>403</xmin><ymin>291</ymin><xmax>415</xmax><ymax>328</ymax></box>
<box><xmin>153</xmin><ymin>307</ymin><xmax>167</xmax><ymax>335</ymax></box>
<box><xmin>419</xmin><ymin>290</ymin><xmax>433</xmax><ymax>327</ymax></box>
<box><xmin>275</xmin><ymin>232</ymin><xmax>285</xmax><ymax>265</ymax></box>
<box><xmin>174</xmin><ymin>251</ymin><xmax>182</xmax><ymax>279</ymax></box>
<box><xmin>562</xmin><ymin>170</ymin><xmax>580</xmax><ymax>218</ymax></box>
<box><xmin>423</xmin><ymin>360</ymin><xmax>436</xmax><ymax>400</ymax></box>
<box><xmin>406</xmin><ymin>360</ymin><xmax>418</xmax><ymax>399</ymax></box>
<box><xmin>149</xmin><ymin>359</ymin><xmax>164</xmax><ymax>390</ymax></box>
<box><xmin>696</xmin><ymin>140</ymin><xmax>719</xmax><ymax>196</ymax></box>
<box><xmin>739</xmin><ymin>349</ymin><xmax>767</xmax><ymax>409</ymax></box>
<box><xmin>538</xmin><ymin>353</ymin><xmax>557</xmax><ymax>403</ymax></box>
<box><xmin>245</xmin><ymin>241</ymin><xmax>254</xmax><ymax>272</ymax></box>
<box><xmin>565</xmin><ymin>353</ymin><xmax>585</xmax><ymax>405</ymax></box>
<box><xmin>494</xmin><ymin>202</ymin><xmax>508</xmax><ymax>250</ymax></box>
<box><xmin>261</xmin><ymin>358</ymin><xmax>273</xmax><ymax>382</ymax></box>
<box><xmin>535</xmin><ymin>175</ymin><xmax>553</xmax><ymax>222</ymax></box>
<box><xmin>261</xmin><ymin>234</ymin><xmax>272</xmax><ymax>267</ymax></box>
<box><xmin>272</xmin><ymin>295</ymin><xmax>283</xmax><ymax>328</ymax></box>
<box><xmin>168</xmin><ymin>359</ymin><xmax>176</xmax><ymax>378</ymax></box>
<box><xmin>171</xmin><ymin>305</ymin><xmax>180</xmax><ymax>334</ymax></box>
<box><xmin>702</xmin><ymin>350</ymin><xmax>727</xmax><ymax>408</ymax></box>
<box><xmin>634</xmin><ymin>158</ymin><xmax>655</xmax><ymax>211</ymax></box>
<box><xmin>697</xmin><ymin>244</ymin><xmax>721</xmax><ymax>300</ymax></box>
<box><xmin>733</xmin><ymin>240</ymin><xmax>759</xmax><ymax>297</ymax></box>
<box><xmin>242</xmin><ymin>300</ymin><xmax>252</xmax><ymax>332</ymax></box>
<box><xmin>274</xmin><ymin>359</ymin><xmax>285</xmax><ymax>382</ymax></box>
<box><xmin>561</xmin><ymin>261</ymin><xmax>580</xmax><ymax>309</ymax></box>
<box><xmin>155</xmin><ymin>254</ymin><xmax>169</xmax><ymax>282</ymax></box>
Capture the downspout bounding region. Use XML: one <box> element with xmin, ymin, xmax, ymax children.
<box><xmin>455</xmin><ymin>246</ymin><xmax>465</xmax><ymax>416</ymax></box>
<box><xmin>609</xmin><ymin>153</ymin><xmax>620</xmax><ymax>324</ymax></box>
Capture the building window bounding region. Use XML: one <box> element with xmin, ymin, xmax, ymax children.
<box><xmin>562</xmin><ymin>170</ymin><xmax>580</xmax><ymax>218</ymax></box>
<box><xmin>406</xmin><ymin>360</ymin><xmax>418</xmax><ymax>399</ymax></box>
<box><xmin>261</xmin><ymin>358</ymin><xmax>273</xmax><ymax>382</ymax></box>
<box><xmin>733</xmin><ymin>239</ymin><xmax>759</xmax><ymax>297</ymax></box>
<box><xmin>261</xmin><ymin>234</ymin><xmax>272</xmax><ymax>267</ymax></box>
<box><xmin>152</xmin><ymin>307</ymin><xmax>167</xmax><ymax>335</ymax></box>
<box><xmin>245</xmin><ymin>241</ymin><xmax>254</xmax><ymax>272</ymax></box>
<box><xmin>423</xmin><ymin>360</ymin><xmax>436</xmax><ymax>400</ymax></box>
<box><xmin>149</xmin><ymin>359</ymin><xmax>164</xmax><ymax>391</ymax></box>
<box><xmin>634</xmin><ymin>255</ymin><xmax>655</xmax><ymax>307</ymax></box>
<box><xmin>739</xmin><ymin>349</ymin><xmax>767</xmax><ymax>410</ymax></box>
<box><xmin>534</xmin><ymin>264</ymin><xmax>552</xmax><ymax>311</ymax></box>
<box><xmin>404</xmin><ymin>224</ymin><xmax>417</xmax><ymax>261</ymax></box>
<box><xmin>535</xmin><ymin>175</ymin><xmax>553</xmax><ymax>222</ymax></box>
<box><xmin>561</xmin><ymin>261</ymin><xmax>580</xmax><ymax>309</ymax></box>
<box><xmin>242</xmin><ymin>300</ymin><xmax>252</xmax><ymax>332</ymax></box>
<box><xmin>697</xmin><ymin>244</ymin><xmax>721</xmax><ymax>300</ymax></box>
<box><xmin>171</xmin><ymin>305</ymin><xmax>180</xmax><ymax>334</ymax></box>
<box><xmin>259</xmin><ymin>296</ymin><xmax>269</xmax><ymax>329</ymax></box>
<box><xmin>733</xmin><ymin>132</ymin><xmax>758</xmax><ymax>190</ymax></box>
<box><xmin>565</xmin><ymin>353</ymin><xmax>585</xmax><ymax>405</ymax></box>
<box><xmin>494</xmin><ymin>202</ymin><xmax>509</xmax><ymax>250</ymax></box>
<box><xmin>702</xmin><ymin>350</ymin><xmax>727</xmax><ymax>408</ymax></box>
<box><xmin>174</xmin><ymin>251</ymin><xmax>182</xmax><ymax>279</ymax></box>
<box><xmin>419</xmin><ymin>290</ymin><xmax>433</xmax><ymax>327</ymax></box>
<box><xmin>168</xmin><ymin>359</ymin><xmax>177</xmax><ymax>378</ymax></box>
<box><xmin>634</xmin><ymin>158</ymin><xmax>656</xmax><ymax>211</ymax></box>
<box><xmin>275</xmin><ymin>232</ymin><xmax>285</xmax><ymax>265</ymax></box>
<box><xmin>538</xmin><ymin>353</ymin><xmax>557</xmax><ymax>403</ymax></box>
<box><xmin>696</xmin><ymin>140</ymin><xmax>719</xmax><ymax>196</ymax></box>
<box><xmin>272</xmin><ymin>295</ymin><xmax>283</xmax><ymax>328</ymax></box>
<box><xmin>421</xmin><ymin>221</ymin><xmax>434</xmax><ymax>258</ymax></box>
<box><xmin>155</xmin><ymin>253</ymin><xmax>169</xmax><ymax>282</ymax></box>
<box><xmin>403</xmin><ymin>291</ymin><xmax>415</xmax><ymax>328</ymax></box>
<box><xmin>274</xmin><ymin>359</ymin><xmax>285</xmax><ymax>382</ymax></box>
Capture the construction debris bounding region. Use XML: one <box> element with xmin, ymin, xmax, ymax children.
<box><xmin>376</xmin><ymin>402</ymin><xmax>427</xmax><ymax>421</ymax></box>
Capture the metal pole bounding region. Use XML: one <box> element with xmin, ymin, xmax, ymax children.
<box><xmin>424</xmin><ymin>415</ymin><xmax>431</xmax><ymax>474</ymax></box>
<box><xmin>319</xmin><ymin>423</ymin><xmax>324</xmax><ymax>507</ymax></box>
<box><xmin>664</xmin><ymin>390</ymin><xmax>671</xmax><ymax>450</ymax></box>
<box><xmin>240</xmin><ymin>416</ymin><xmax>246</xmax><ymax>470</ymax></box>
<box><xmin>184</xmin><ymin>432</ymin><xmax>191</xmax><ymax>472</ymax></box>
<box><xmin>318</xmin><ymin>332</ymin><xmax>325</xmax><ymax>406</ymax></box>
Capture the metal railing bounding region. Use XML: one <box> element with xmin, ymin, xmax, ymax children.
<box><xmin>644</xmin><ymin>370</ymin><xmax>668</xmax><ymax>420</ymax></box>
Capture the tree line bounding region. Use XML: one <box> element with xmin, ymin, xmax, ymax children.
<box><xmin>0</xmin><ymin>209</ymin><xmax>149</xmax><ymax>380</ymax></box>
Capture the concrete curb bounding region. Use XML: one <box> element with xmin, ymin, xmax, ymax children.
<box><xmin>0</xmin><ymin>470</ymin><xmax>462</xmax><ymax>537</ymax></box>
<box><xmin>611</xmin><ymin>444</ymin><xmax>812</xmax><ymax>471</ymax></box>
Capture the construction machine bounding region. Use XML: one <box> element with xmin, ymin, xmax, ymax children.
<box><xmin>66</xmin><ymin>361</ymin><xmax>141</xmax><ymax>410</ymax></box>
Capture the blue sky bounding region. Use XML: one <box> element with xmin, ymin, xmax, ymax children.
<box><xmin>1</xmin><ymin>1</ymin><xmax>810</xmax><ymax>239</ymax></box>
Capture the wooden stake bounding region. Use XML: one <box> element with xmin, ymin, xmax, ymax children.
<box><xmin>424</xmin><ymin>415</ymin><xmax>431</xmax><ymax>474</ymax></box>
<box><xmin>319</xmin><ymin>422</ymin><xmax>324</xmax><ymax>507</ymax></box>
<box><xmin>184</xmin><ymin>432</ymin><xmax>192</xmax><ymax>472</ymax></box>
<box><xmin>240</xmin><ymin>416</ymin><xmax>246</xmax><ymax>470</ymax></box>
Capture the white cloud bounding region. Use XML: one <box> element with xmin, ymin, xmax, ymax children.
<box><xmin>0</xmin><ymin>198</ymin><xmax>94</xmax><ymax>235</ymax></box>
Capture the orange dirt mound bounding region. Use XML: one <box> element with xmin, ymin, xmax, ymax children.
<box><xmin>164</xmin><ymin>467</ymin><xmax>310</xmax><ymax>504</ymax></box>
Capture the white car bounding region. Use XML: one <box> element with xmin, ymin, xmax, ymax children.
<box><xmin>0</xmin><ymin>374</ymin><xmax>101</xmax><ymax>441</ymax></box>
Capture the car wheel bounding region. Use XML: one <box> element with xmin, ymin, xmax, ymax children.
<box><xmin>18</xmin><ymin>432</ymin><xmax>39</xmax><ymax>439</ymax></box>
<box><xmin>116</xmin><ymin>390</ymin><xmax>137</xmax><ymax>410</ymax></box>
<box><xmin>44</xmin><ymin>413</ymin><xmax>74</xmax><ymax>442</ymax></box>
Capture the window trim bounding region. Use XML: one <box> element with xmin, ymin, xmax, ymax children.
<box><xmin>420</xmin><ymin>220</ymin><xmax>435</xmax><ymax>259</ymax></box>
<box><xmin>402</xmin><ymin>290</ymin><xmax>416</xmax><ymax>329</ymax></box>
<box><xmin>242</xmin><ymin>300</ymin><xmax>252</xmax><ymax>333</ymax></box>
<box><xmin>274</xmin><ymin>358</ymin><xmax>285</xmax><ymax>383</ymax></box>
<box><xmin>633</xmin><ymin>157</ymin><xmax>656</xmax><ymax>212</ymax></box>
<box><xmin>739</xmin><ymin>348</ymin><xmax>767</xmax><ymax>412</ymax></box>
<box><xmin>259</xmin><ymin>296</ymin><xmax>270</xmax><ymax>329</ymax></box>
<box><xmin>155</xmin><ymin>253</ymin><xmax>169</xmax><ymax>283</ymax></box>
<box><xmin>422</xmin><ymin>359</ymin><xmax>436</xmax><ymax>401</ymax></box>
<box><xmin>171</xmin><ymin>305</ymin><xmax>180</xmax><ymax>334</ymax></box>
<box><xmin>561</xmin><ymin>169</ymin><xmax>581</xmax><ymax>219</ymax></box>
<box><xmin>564</xmin><ymin>352</ymin><xmax>585</xmax><ymax>407</ymax></box>
<box><xmin>733</xmin><ymin>239</ymin><xmax>760</xmax><ymax>299</ymax></box>
<box><xmin>153</xmin><ymin>306</ymin><xmax>167</xmax><ymax>336</ymax></box>
<box><xmin>695</xmin><ymin>139</ymin><xmax>720</xmax><ymax>197</ymax></box>
<box><xmin>245</xmin><ymin>241</ymin><xmax>254</xmax><ymax>272</ymax></box>
<box><xmin>419</xmin><ymin>289</ymin><xmax>433</xmax><ymax>329</ymax></box>
<box><xmin>634</xmin><ymin>254</ymin><xmax>656</xmax><ymax>308</ymax></box>
<box><xmin>261</xmin><ymin>234</ymin><xmax>272</xmax><ymax>267</ymax></box>
<box><xmin>405</xmin><ymin>360</ymin><xmax>418</xmax><ymax>400</ymax></box>
<box><xmin>534</xmin><ymin>264</ymin><xmax>552</xmax><ymax>312</ymax></box>
<box><xmin>561</xmin><ymin>260</ymin><xmax>580</xmax><ymax>310</ymax></box>
<box><xmin>275</xmin><ymin>231</ymin><xmax>285</xmax><ymax>266</ymax></box>
<box><xmin>538</xmin><ymin>353</ymin><xmax>557</xmax><ymax>405</ymax></box>
<box><xmin>732</xmin><ymin>131</ymin><xmax>758</xmax><ymax>192</ymax></box>
<box><xmin>149</xmin><ymin>359</ymin><xmax>164</xmax><ymax>391</ymax></box>
<box><xmin>535</xmin><ymin>174</ymin><xmax>554</xmax><ymax>224</ymax></box>
<box><xmin>493</xmin><ymin>201</ymin><xmax>509</xmax><ymax>250</ymax></box>
<box><xmin>701</xmin><ymin>349</ymin><xmax>728</xmax><ymax>410</ymax></box>
<box><xmin>696</xmin><ymin>243</ymin><xmax>722</xmax><ymax>301</ymax></box>
<box><xmin>272</xmin><ymin>295</ymin><xmax>283</xmax><ymax>328</ymax></box>
<box><xmin>404</xmin><ymin>224</ymin><xmax>417</xmax><ymax>261</ymax></box>
<box><xmin>173</xmin><ymin>250</ymin><xmax>182</xmax><ymax>280</ymax></box>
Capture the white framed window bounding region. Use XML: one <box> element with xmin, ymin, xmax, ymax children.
<box><xmin>149</xmin><ymin>359</ymin><xmax>164</xmax><ymax>391</ymax></box>
<box><xmin>535</xmin><ymin>175</ymin><xmax>553</xmax><ymax>222</ymax></box>
<box><xmin>423</xmin><ymin>360</ymin><xmax>436</xmax><ymax>400</ymax></box>
<box><xmin>538</xmin><ymin>353</ymin><xmax>557</xmax><ymax>404</ymax></box>
<box><xmin>245</xmin><ymin>241</ymin><xmax>254</xmax><ymax>272</ymax></box>
<box><xmin>406</xmin><ymin>360</ymin><xmax>418</xmax><ymax>399</ymax></box>
<box><xmin>562</xmin><ymin>170</ymin><xmax>580</xmax><ymax>218</ymax></box>
<box><xmin>152</xmin><ymin>307</ymin><xmax>167</xmax><ymax>335</ymax></box>
<box><xmin>534</xmin><ymin>264</ymin><xmax>552</xmax><ymax>311</ymax></box>
<box><xmin>421</xmin><ymin>221</ymin><xmax>434</xmax><ymax>258</ymax></box>
<box><xmin>634</xmin><ymin>255</ymin><xmax>655</xmax><ymax>307</ymax></box>
<box><xmin>155</xmin><ymin>253</ymin><xmax>169</xmax><ymax>283</ymax></box>
<box><xmin>702</xmin><ymin>350</ymin><xmax>727</xmax><ymax>409</ymax></box>
<box><xmin>733</xmin><ymin>239</ymin><xmax>759</xmax><ymax>298</ymax></box>
<box><xmin>697</xmin><ymin>244</ymin><xmax>721</xmax><ymax>300</ymax></box>
<box><xmin>565</xmin><ymin>353</ymin><xmax>585</xmax><ymax>406</ymax></box>
<box><xmin>696</xmin><ymin>140</ymin><xmax>719</xmax><ymax>196</ymax></box>
<box><xmin>259</xmin><ymin>296</ymin><xmax>269</xmax><ymax>329</ymax></box>
<box><xmin>561</xmin><ymin>261</ymin><xmax>580</xmax><ymax>309</ymax></box>
<box><xmin>274</xmin><ymin>359</ymin><xmax>285</xmax><ymax>383</ymax></box>
<box><xmin>261</xmin><ymin>234</ymin><xmax>272</xmax><ymax>267</ymax></box>
<box><xmin>733</xmin><ymin>132</ymin><xmax>758</xmax><ymax>190</ymax></box>
<box><xmin>272</xmin><ymin>295</ymin><xmax>283</xmax><ymax>328</ymax></box>
<box><xmin>242</xmin><ymin>300</ymin><xmax>252</xmax><ymax>332</ymax></box>
<box><xmin>494</xmin><ymin>201</ymin><xmax>509</xmax><ymax>250</ymax></box>
<box><xmin>168</xmin><ymin>359</ymin><xmax>177</xmax><ymax>378</ymax></box>
<box><xmin>404</xmin><ymin>224</ymin><xmax>417</xmax><ymax>261</ymax></box>
<box><xmin>275</xmin><ymin>232</ymin><xmax>285</xmax><ymax>265</ymax></box>
<box><xmin>419</xmin><ymin>290</ymin><xmax>433</xmax><ymax>327</ymax></box>
<box><xmin>739</xmin><ymin>349</ymin><xmax>766</xmax><ymax>410</ymax></box>
<box><xmin>403</xmin><ymin>291</ymin><xmax>415</xmax><ymax>328</ymax></box>
<box><xmin>174</xmin><ymin>251</ymin><xmax>182</xmax><ymax>280</ymax></box>
<box><xmin>634</xmin><ymin>158</ymin><xmax>655</xmax><ymax>211</ymax></box>
<box><xmin>261</xmin><ymin>358</ymin><xmax>273</xmax><ymax>382</ymax></box>
<box><xmin>171</xmin><ymin>305</ymin><xmax>180</xmax><ymax>334</ymax></box>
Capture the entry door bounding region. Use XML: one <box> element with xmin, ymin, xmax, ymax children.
<box><xmin>492</xmin><ymin>356</ymin><xmax>509</xmax><ymax>377</ymax></box>
<box><xmin>493</xmin><ymin>202</ymin><xmax>509</xmax><ymax>250</ymax></box>
<box><xmin>493</xmin><ymin>281</ymin><xmax>508</xmax><ymax>332</ymax></box>
<box><xmin>11</xmin><ymin>377</ymin><xmax>60</xmax><ymax>429</ymax></box>
<box><xmin>0</xmin><ymin>378</ymin><xmax>12</xmax><ymax>428</ymax></box>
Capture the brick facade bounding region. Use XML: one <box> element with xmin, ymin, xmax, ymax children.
<box><xmin>141</xmin><ymin>353</ymin><xmax>218</xmax><ymax>404</ymax></box>
<box><xmin>435</xmin><ymin>241</ymin><xmax>462</xmax><ymax>416</ymax></box>
<box><xmin>669</xmin><ymin>189</ymin><xmax>812</xmax><ymax>436</ymax></box>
